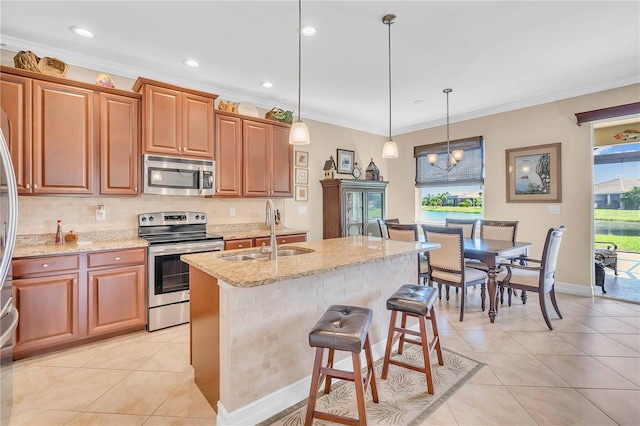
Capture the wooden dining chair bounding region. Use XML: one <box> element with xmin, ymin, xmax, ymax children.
<box><xmin>467</xmin><ymin>220</ymin><xmax>520</xmax><ymax>303</ymax></box>
<box><xmin>445</xmin><ymin>218</ymin><xmax>477</xmax><ymax>239</ymax></box>
<box><xmin>386</xmin><ymin>223</ymin><xmax>429</xmax><ymax>285</ymax></box>
<box><xmin>377</xmin><ymin>218</ymin><xmax>399</xmax><ymax>239</ymax></box>
<box><xmin>421</xmin><ymin>225</ymin><xmax>488</xmax><ymax>321</ymax></box>
<box><xmin>497</xmin><ymin>226</ymin><xmax>566</xmax><ymax>330</ymax></box>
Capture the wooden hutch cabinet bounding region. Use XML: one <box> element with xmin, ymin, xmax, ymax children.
<box><xmin>320</xmin><ymin>179</ymin><xmax>388</xmax><ymax>239</ymax></box>
<box><xmin>134</xmin><ymin>77</ymin><xmax>217</xmax><ymax>159</ymax></box>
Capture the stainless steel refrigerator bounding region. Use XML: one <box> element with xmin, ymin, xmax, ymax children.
<box><xmin>0</xmin><ymin>128</ymin><xmax>19</xmax><ymax>426</ymax></box>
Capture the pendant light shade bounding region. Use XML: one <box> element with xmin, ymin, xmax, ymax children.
<box><xmin>381</xmin><ymin>14</ymin><xmax>398</xmax><ymax>158</ymax></box>
<box><xmin>289</xmin><ymin>0</ymin><xmax>310</xmax><ymax>145</ymax></box>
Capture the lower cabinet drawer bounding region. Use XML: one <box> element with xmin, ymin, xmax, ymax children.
<box><xmin>88</xmin><ymin>248</ymin><xmax>146</xmax><ymax>268</ymax></box>
<box><xmin>225</xmin><ymin>239</ymin><xmax>254</xmax><ymax>250</ymax></box>
<box><xmin>255</xmin><ymin>233</ymin><xmax>307</xmax><ymax>246</ymax></box>
<box><xmin>12</xmin><ymin>255</ymin><xmax>80</xmax><ymax>276</ymax></box>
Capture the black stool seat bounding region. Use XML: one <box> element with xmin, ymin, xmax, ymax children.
<box><xmin>386</xmin><ymin>284</ymin><xmax>438</xmax><ymax>316</ymax></box>
<box><xmin>309</xmin><ymin>305</ymin><xmax>373</xmax><ymax>353</ymax></box>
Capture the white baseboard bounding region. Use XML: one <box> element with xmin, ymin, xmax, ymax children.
<box><xmin>555</xmin><ymin>281</ymin><xmax>594</xmax><ymax>297</ymax></box>
<box><xmin>216</xmin><ymin>335</ymin><xmax>393</xmax><ymax>425</ymax></box>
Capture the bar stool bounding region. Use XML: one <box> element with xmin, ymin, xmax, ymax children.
<box><xmin>381</xmin><ymin>284</ymin><xmax>443</xmax><ymax>394</ymax></box>
<box><xmin>305</xmin><ymin>305</ymin><xmax>379</xmax><ymax>426</ymax></box>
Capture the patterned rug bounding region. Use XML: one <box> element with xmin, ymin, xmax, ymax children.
<box><xmin>258</xmin><ymin>346</ymin><xmax>484</xmax><ymax>426</ymax></box>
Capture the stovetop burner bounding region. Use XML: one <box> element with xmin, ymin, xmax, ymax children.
<box><xmin>138</xmin><ymin>211</ymin><xmax>223</xmax><ymax>245</ymax></box>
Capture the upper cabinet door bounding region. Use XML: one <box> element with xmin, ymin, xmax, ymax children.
<box><xmin>142</xmin><ymin>85</ymin><xmax>181</xmax><ymax>156</ymax></box>
<box><xmin>182</xmin><ymin>93</ymin><xmax>214</xmax><ymax>158</ymax></box>
<box><xmin>99</xmin><ymin>93</ymin><xmax>140</xmax><ymax>195</ymax></box>
<box><xmin>270</xmin><ymin>125</ymin><xmax>293</xmax><ymax>197</ymax></box>
<box><xmin>32</xmin><ymin>80</ymin><xmax>94</xmax><ymax>194</ymax></box>
<box><xmin>242</xmin><ymin>120</ymin><xmax>270</xmax><ymax>196</ymax></box>
<box><xmin>215</xmin><ymin>114</ymin><xmax>242</xmax><ymax>197</ymax></box>
<box><xmin>0</xmin><ymin>73</ymin><xmax>32</xmax><ymax>194</ymax></box>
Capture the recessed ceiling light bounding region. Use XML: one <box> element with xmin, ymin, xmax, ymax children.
<box><xmin>183</xmin><ymin>59</ymin><xmax>200</xmax><ymax>68</ymax></box>
<box><xmin>69</xmin><ymin>26</ymin><xmax>94</xmax><ymax>38</ymax></box>
<box><xmin>414</xmin><ymin>100</ymin><xmax>424</xmax><ymax>104</ymax></box>
<box><xmin>301</xmin><ymin>25</ymin><xmax>317</xmax><ymax>37</ymax></box>
<box><xmin>260</xmin><ymin>81</ymin><xmax>273</xmax><ymax>88</ymax></box>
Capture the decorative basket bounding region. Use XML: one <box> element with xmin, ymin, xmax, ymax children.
<box><xmin>265</xmin><ymin>107</ymin><xmax>293</xmax><ymax>124</ymax></box>
<box><xmin>13</xmin><ymin>50</ymin><xmax>68</xmax><ymax>78</ymax></box>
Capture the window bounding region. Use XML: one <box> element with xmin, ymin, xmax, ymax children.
<box><xmin>415</xmin><ymin>136</ymin><xmax>484</xmax><ymax>224</ymax></box>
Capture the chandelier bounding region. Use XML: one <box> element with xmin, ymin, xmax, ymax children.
<box><xmin>428</xmin><ymin>88</ymin><xmax>463</xmax><ymax>171</ymax></box>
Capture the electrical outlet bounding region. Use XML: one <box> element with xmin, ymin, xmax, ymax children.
<box><xmin>96</xmin><ymin>209</ymin><xmax>106</xmax><ymax>221</ymax></box>
<box><xmin>229</xmin><ymin>208</ymin><xmax>236</xmax><ymax>217</ymax></box>
<box><xmin>298</xmin><ymin>206</ymin><xmax>307</xmax><ymax>215</ymax></box>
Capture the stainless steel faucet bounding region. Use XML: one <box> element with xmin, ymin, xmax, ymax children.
<box><xmin>261</xmin><ymin>199</ymin><xmax>277</xmax><ymax>261</ymax></box>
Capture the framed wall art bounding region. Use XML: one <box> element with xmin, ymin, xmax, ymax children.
<box><xmin>336</xmin><ymin>149</ymin><xmax>355</xmax><ymax>174</ymax></box>
<box><xmin>505</xmin><ymin>142</ymin><xmax>562</xmax><ymax>203</ymax></box>
<box><xmin>295</xmin><ymin>168</ymin><xmax>308</xmax><ymax>185</ymax></box>
<box><xmin>295</xmin><ymin>185</ymin><xmax>308</xmax><ymax>202</ymax></box>
<box><xmin>295</xmin><ymin>150</ymin><xmax>308</xmax><ymax>167</ymax></box>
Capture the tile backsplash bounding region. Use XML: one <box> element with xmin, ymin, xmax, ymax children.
<box><xmin>18</xmin><ymin>195</ymin><xmax>286</xmax><ymax>236</ymax></box>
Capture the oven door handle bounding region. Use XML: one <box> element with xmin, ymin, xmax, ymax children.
<box><xmin>149</xmin><ymin>242</ymin><xmax>224</xmax><ymax>255</ymax></box>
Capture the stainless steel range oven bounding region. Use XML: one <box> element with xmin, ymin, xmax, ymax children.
<box><xmin>138</xmin><ymin>211</ymin><xmax>224</xmax><ymax>331</ymax></box>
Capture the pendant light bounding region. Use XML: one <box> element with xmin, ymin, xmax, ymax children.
<box><xmin>381</xmin><ymin>14</ymin><xmax>398</xmax><ymax>158</ymax></box>
<box><xmin>289</xmin><ymin>0</ymin><xmax>310</xmax><ymax>145</ymax></box>
<box><xmin>427</xmin><ymin>88</ymin><xmax>463</xmax><ymax>171</ymax></box>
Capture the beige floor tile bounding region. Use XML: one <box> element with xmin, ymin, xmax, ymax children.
<box><xmin>588</xmin><ymin>301</ymin><xmax>640</xmax><ymax>317</ymax></box>
<box><xmin>23</xmin><ymin>340</ymin><xmax>118</xmax><ymax>368</ymax></box>
<box><xmin>571</xmin><ymin>315</ymin><xmax>640</xmax><ymax>334</ymax></box>
<box><xmin>506</xmin><ymin>331</ymin><xmax>585</xmax><ymax>355</ymax></box>
<box><xmin>474</xmin><ymin>352</ymin><xmax>570</xmax><ymax>387</ymax></box>
<box><xmin>16</xmin><ymin>368</ymin><xmax>129</xmax><ymax>411</ymax></box>
<box><xmin>10</xmin><ymin>365</ymin><xmax>75</xmax><ymax>405</ymax></box>
<box><xmin>577</xmin><ymin>388</ymin><xmax>640</xmax><ymax>426</ymax></box>
<box><xmin>137</xmin><ymin>343</ymin><xmax>192</xmax><ymax>373</ymax></box>
<box><xmin>536</xmin><ymin>354</ymin><xmax>638</xmax><ymax>389</ymax></box>
<box><xmin>66</xmin><ymin>412</ymin><xmax>149</xmax><ymax>425</ymax></box>
<box><xmin>594</xmin><ymin>356</ymin><xmax>640</xmax><ymax>386</ymax></box>
<box><xmin>437</xmin><ymin>329</ymin><xmax>476</xmax><ymax>356</ymax></box>
<box><xmin>494</xmin><ymin>315</ymin><xmax>551</xmax><ymax>332</ymax></box>
<box><xmin>465</xmin><ymin>364</ymin><xmax>502</xmax><ymax>385</ymax></box>
<box><xmin>421</xmin><ymin>402</ymin><xmax>458</xmax><ymax>425</ymax></box>
<box><xmin>613</xmin><ymin>315</ymin><xmax>640</xmax><ymax>328</ymax></box>
<box><xmin>153</xmin><ymin>377</ymin><xmax>217</xmax><ymax>418</ymax></box>
<box><xmin>607</xmin><ymin>333</ymin><xmax>640</xmax><ymax>353</ymax></box>
<box><xmin>85</xmin><ymin>371</ymin><xmax>191</xmax><ymax>415</ymax></box>
<box><xmin>555</xmin><ymin>332</ymin><xmax>638</xmax><ymax>357</ymax></box>
<box><xmin>528</xmin><ymin>316</ymin><xmax>598</xmax><ymax>333</ymax></box>
<box><xmin>136</xmin><ymin>325</ymin><xmax>189</xmax><ymax>343</ymax></box>
<box><xmin>458</xmin><ymin>330</ymin><xmax>528</xmax><ymax>353</ymax></box>
<box><xmin>83</xmin><ymin>341</ymin><xmax>167</xmax><ymax>370</ymax></box>
<box><xmin>143</xmin><ymin>416</ymin><xmax>217</xmax><ymax>426</ymax></box>
<box><xmin>446</xmin><ymin>384</ymin><xmax>536</xmax><ymax>425</ymax></box>
<box><xmin>171</xmin><ymin>327</ymin><xmax>191</xmax><ymax>343</ymax></box>
<box><xmin>7</xmin><ymin>407</ymin><xmax>78</xmax><ymax>426</ymax></box>
<box><xmin>508</xmin><ymin>386</ymin><xmax>617</xmax><ymax>425</ymax></box>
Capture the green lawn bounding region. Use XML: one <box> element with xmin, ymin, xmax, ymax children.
<box><xmin>422</xmin><ymin>206</ymin><xmax>482</xmax><ymax>213</ymax></box>
<box><xmin>594</xmin><ymin>209</ymin><xmax>640</xmax><ymax>222</ymax></box>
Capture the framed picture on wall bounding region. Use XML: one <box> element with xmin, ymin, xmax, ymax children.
<box><xmin>506</xmin><ymin>142</ymin><xmax>562</xmax><ymax>203</ymax></box>
<box><xmin>295</xmin><ymin>185</ymin><xmax>308</xmax><ymax>202</ymax></box>
<box><xmin>295</xmin><ymin>150</ymin><xmax>309</xmax><ymax>167</ymax></box>
<box><xmin>295</xmin><ymin>168</ymin><xmax>308</xmax><ymax>185</ymax></box>
<box><xmin>336</xmin><ymin>149</ymin><xmax>355</xmax><ymax>174</ymax></box>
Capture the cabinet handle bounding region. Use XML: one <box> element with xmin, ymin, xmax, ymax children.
<box><xmin>41</xmin><ymin>263</ymin><xmax>48</xmax><ymax>268</ymax></box>
<box><xmin>114</xmin><ymin>257</ymin><xmax>121</xmax><ymax>261</ymax></box>
<box><xmin>26</xmin><ymin>183</ymin><xmax>30</xmax><ymax>189</ymax></box>
<box><xmin>134</xmin><ymin>186</ymin><xmax>138</xmax><ymax>191</ymax></box>
<box><xmin>73</xmin><ymin>278</ymin><xmax>77</xmax><ymax>284</ymax></box>
<box><xmin>34</xmin><ymin>184</ymin><xmax>38</xmax><ymax>189</ymax></box>
<box><xmin>89</xmin><ymin>275</ymin><xmax>92</xmax><ymax>280</ymax></box>
<box><xmin>238</xmin><ymin>244</ymin><xmax>243</xmax><ymax>248</ymax></box>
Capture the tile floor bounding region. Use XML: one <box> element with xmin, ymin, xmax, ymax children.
<box><xmin>3</xmin><ymin>289</ymin><xmax>640</xmax><ymax>426</ymax></box>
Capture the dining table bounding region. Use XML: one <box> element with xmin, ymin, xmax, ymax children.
<box><xmin>463</xmin><ymin>238</ymin><xmax>532</xmax><ymax>322</ymax></box>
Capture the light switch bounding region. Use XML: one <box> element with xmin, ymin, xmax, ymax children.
<box><xmin>548</xmin><ymin>205</ymin><xmax>561</xmax><ymax>214</ymax></box>
<box><xmin>298</xmin><ymin>206</ymin><xmax>307</xmax><ymax>215</ymax></box>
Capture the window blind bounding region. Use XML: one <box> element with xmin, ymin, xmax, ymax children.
<box><xmin>414</xmin><ymin>136</ymin><xmax>484</xmax><ymax>187</ymax></box>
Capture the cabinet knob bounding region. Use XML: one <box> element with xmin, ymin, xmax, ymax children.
<box><xmin>26</xmin><ymin>183</ymin><xmax>30</xmax><ymax>189</ymax></box>
<box><xmin>41</xmin><ymin>263</ymin><xmax>48</xmax><ymax>268</ymax></box>
<box><xmin>34</xmin><ymin>184</ymin><xmax>38</xmax><ymax>189</ymax></box>
<box><xmin>114</xmin><ymin>257</ymin><xmax>121</xmax><ymax>261</ymax></box>
<box><xmin>73</xmin><ymin>278</ymin><xmax>77</xmax><ymax>284</ymax></box>
<box><xmin>134</xmin><ymin>186</ymin><xmax>138</xmax><ymax>191</ymax></box>
<box><xmin>238</xmin><ymin>244</ymin><xmax>243</xmax><ymax>248</ymax></box>
<box><xmin>89</xmin><ymin>275</ymin><xmax>93</xmax><ymax>280</ymax></box>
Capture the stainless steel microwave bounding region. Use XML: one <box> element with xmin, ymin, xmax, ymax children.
<box><xmin>143</xmin><ymin>154</ymin><xmax>215</xmax><ymax>196</ymax></box>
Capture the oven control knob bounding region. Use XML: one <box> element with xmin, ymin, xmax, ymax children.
<box><xmin>201</xmin><ymin>214</ymin><xmax>206</xmax><ymax>221</ymax></box>
<box><xmin>195</xmin><ymin>215</ymin><xmax>200</xmax><ymax>220</ymax></box>
<box><xmin>141</xmin><ymin>217</ymin><xmax>147</xmax><ymax>222</ymax></box>
<box><xmin>149</xmin><ymin>216</ymin><xmax>154</xmax><ymax>222</ymax></box>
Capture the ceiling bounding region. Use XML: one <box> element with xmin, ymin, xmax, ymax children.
<box><xmin>1</xmin><ymin>1</ymin><xmax>638</xmax><ymax>136</ymax></box>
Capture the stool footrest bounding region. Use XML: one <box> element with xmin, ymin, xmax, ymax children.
<box><xmin>314</xmin><ymin>411</ymin><xmax>360</xmax><ymax>426</ymax></box>
<box><xmin>394</xmin><ymin>327</ymin><xmax>421</xmax><ymax>337</ymax></box>
<box><xmin>387</xmin><ymin>358</ymin><xmax>429</xmax><ymax>375</ymax></box>
<box><xmin>321</xmin><ymin>367</ymin><xmax>354</xmax><ymax>382</ymax></box>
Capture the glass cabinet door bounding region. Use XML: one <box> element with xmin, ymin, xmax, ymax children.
<box><xmin>344</xmin><ymin>190</ymin><xmax>364</xmax><ymax>236</ymax></box>
<box><xmin>366</xmin><ymin>190</ymin><xmax>384</xmax><ymax>236</ymax></box>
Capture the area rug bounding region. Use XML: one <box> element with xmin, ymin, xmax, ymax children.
<box><xmin>257</xmin><ymin>346</ymin><xmax>484</xmax><ymax>426</ymax></box>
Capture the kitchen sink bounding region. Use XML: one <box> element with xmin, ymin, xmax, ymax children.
<box><xmin>220</xmin><ymin>248</ymin><xmax>312</xmax><ymax>261</ymax></box>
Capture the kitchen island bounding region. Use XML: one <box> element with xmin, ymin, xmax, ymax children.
<box><xmin>181</xmin><ymin>236</ymin><xmax>439</xmax><ymax>426</ymax></box>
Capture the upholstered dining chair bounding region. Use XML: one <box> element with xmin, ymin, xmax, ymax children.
<box><xmin>377</xmin><ymin>218</ymin><xmax>400</xmax><ymax>239</ymax></box>
<box><xmin>497</xmin><ymin>226</ymin><xmax>566</xmax><ymax>330</ymax></box>
<box><xmin>421</xmin><ymin>225</ymin><xmax>488</xmax><ymax>321</ymax></box>
<box><xmin>386</xmin><ymin>223</ymin><xmax>429</xmax><ymax>285</ymax></box>
<box><xmin>445</xmin><ymin>218</ymin><xmax>477</xmax><ymax>240</ymax></box>
<box><xmin>467</xmin><ymin>220</ymin><xmax>520</xmax><ymax>303</ymax></box>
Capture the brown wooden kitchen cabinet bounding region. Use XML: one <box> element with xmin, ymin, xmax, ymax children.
<box><xmin>0</xmin><ymin>72</ymin><xmax>32</xmax><ymax>194</ymax></box>
<box><xmin>87</xmin><ymin>248</ymin><xmax>146</xmax><ymax>337</ymax></box>
<box><xmin>224</xmin><ymin>238</ymin><xmax>253</xmax><ymax>250</ymax></box>
<box><xmin>134</xmin><ymin>77</ymin><xmax>217</xmax><ymax>159</ymax></box>
<box><xmin>243</xmin><ymin>119</ymin><xmax>293</xmax><ymax>197</ymax></box>
<box><xmin>321</xmin><ymin>179</ymin><xmax>388</xmax><ymax>239</ymax></box>
<box><xmin>11</xmin><ymin>248</ymin><xmax>147</xmax><ymax>360</ymax></box>
<box><xmin>0</xmin><ymin>66</ymin><xmax>142</xmax><ymax>196</ymax></box>
<box><xmin>224</xmin><ymin>233</ymin><xmax>307</xmax><ymax>251</ymax></box>
<box><xmin>99</xmin><ymin>93</ymin><xmax>140</xmax><ymax>195</ymax></box>
<box><xmin>11</xmin><ymin>254</ymin><xmax>81</xmax><ymax>359</ymax></box>
<box><xmin>215</xmin><ymin>113</ymin><xmax>242</xmax><ymax>196</ymax></box>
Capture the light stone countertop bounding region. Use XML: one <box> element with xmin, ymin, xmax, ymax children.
<box><xmin>211</xmin><ymin>227</ymin><xmax>308</xmax><ymax>240</ymax></box>
<box><xmin>181</xmin><ymin>236</ymin><xmax>440</xmax><ymax>288</ymax></box>
<box><xmin>13</xmin><ymin>238</ymin><xmax>148</xmax><ymax>258</ymax></box>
